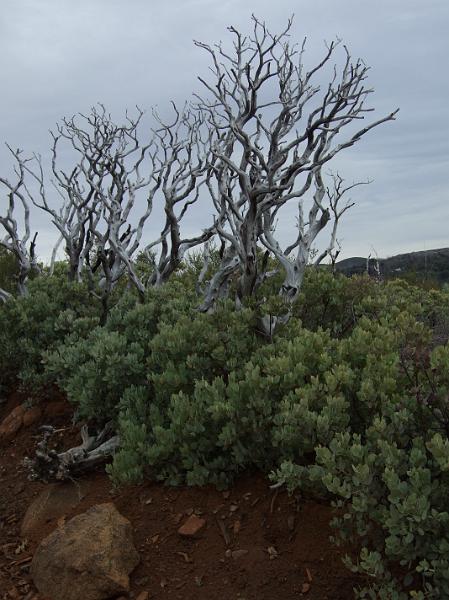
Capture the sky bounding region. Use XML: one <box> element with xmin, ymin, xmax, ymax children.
<box><xmin>0</xmin><ymin>0</ymin><xmax>448</xmax><ymax>261</ymax></box>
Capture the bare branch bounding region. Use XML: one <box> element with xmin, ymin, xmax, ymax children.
<box><xmin>0</xmin><ymin>146</ymin><xmax>40</xmax><ymax>296</ymax></box>
<box><xmin>193</xmin><ymin>16</ymin><xmax>397</xmax><ymax>311</ymax></box>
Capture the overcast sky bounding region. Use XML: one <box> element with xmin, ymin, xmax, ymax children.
<box><xmin>1</xmin><ymin>0</ymin><xmax>448</xmax><ymax>260</ymax></box>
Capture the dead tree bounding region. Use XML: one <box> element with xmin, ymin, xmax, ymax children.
<box><xmin>194</xmin><ymin>16</ymin><xmax>398</xmax><ymax>312</ymax></box>
<box><xmin>0</xmin><ymin>146</ymin><xmax>40</xmax><ymax>299</ymax></box>
<box><xmin>144</xmin><ymin>105</ymin><xmax>219</xmax><ymax>286</ymax></box>
<box><xmin>22</xmin><ymin>143</ymin><xmax>97</xmax><ymax>284</ymax></box>
<box><xmin>27</xmin><ymin>106</ymin><xmax>163</xmax><ymax>312</ymax></box>
<box><xmin>45</xmin><ymin>105</ymin><xmax>216</xmax><ymax>308</ymax></box>
<box><xmin>313</xmin><ymin>173</ymin><xmax>370</xmax><ymax>267</ymax></box>
<box><xmin>55</xmin><ymin>106</ymin><xmax>161</xmax><ymax>297</ymax></box>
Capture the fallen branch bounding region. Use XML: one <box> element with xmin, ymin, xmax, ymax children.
<box><xmin>24</xmin><ymin>423</ymin><xmax>120</xmax><ymax>482</ymax></box>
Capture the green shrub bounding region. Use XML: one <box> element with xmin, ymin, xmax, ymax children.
<box><xmin>147</xmin><ymin>300</ymin><xmax>261</xmax><ymax>406</ymax></box>
<box><xmin>0</xmin><ymin>270</ymin><xmax>100</xmax><ymax>392</ymax></box>
<box><xmin>110</xmin><ymin>311</ymin><xmax>428</xmax><ymax>490</ymax></box>
<box><xmin>5</xmin><ymin>260</ymin><xmax>449</xmax><ymax>598</ymax></box>
<box><xmin>274</xmin><ymin>319</ymin><xmax>449</xmax><ymax>597</ymax></box>
<box><xmin>44</xmin><ymin>281</ymin><xmax>195</xmax><ymax>421</ymax></box>
<box><xmin>0</xmin><ymin>247</ymin><xmax>19</xmax><ymax>294</ymax></box>
<box><xmin>314</xmin><ymin>403</ymin><xmax>449</xmax><ymax>597</ymax></box>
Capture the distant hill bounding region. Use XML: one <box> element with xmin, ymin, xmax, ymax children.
<box><xmin>335</xmin><ymin>248</ymin><xmax>449</xmax><ymax>285</ymax></box>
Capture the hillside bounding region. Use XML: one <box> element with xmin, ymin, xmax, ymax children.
<box><xmin>336</xmin><ymin>247</ymin><xmax>449</xmax><ymax>284</ymax></box>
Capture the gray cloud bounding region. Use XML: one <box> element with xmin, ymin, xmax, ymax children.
<box><xmin>1</xmin><ymin>0</ymin><xmax>448</xmax><ymax>260</ymax></box>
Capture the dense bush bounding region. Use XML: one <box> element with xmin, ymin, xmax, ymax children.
<box><xmin>0</xmin><ymin>269</ymin><xmax>100</xmax><ymax>393</ymax></box>
<box><xmin>0</xmin><ymin>247</ymin><xmax>19</xmax><ymax>295</ymax></box>
<box><xmin>311</xmin><ymin>345</ymin><xmax>449</xmax><ymax>598</ymax></box>
<box><xmin>110</xmin><ymin>308</ymin><xmax>428</xmax><ymax>487</ymax></box>
<box><xmin>44</xmin><ymin>280</ymin><xmax>195</xmax><ymax>419</ymax></box>
<box><xmin>3</xmin><ymin>263</ymin><xmax>449</xmax><ymax>597</ymax></box>
<box><xmin>273</xmin><ymin>314</ymin><xmax>449</xmax><ymax>597</ymax></box>
<box><xmin>47</xmin><ymin>283</ymin><xmax>262</xmax><ymax>423</ymax></box>
<box><xmin>107</xmin><ymin>275</ymin><xmax>449</xmax><ymax>597</ymax></box>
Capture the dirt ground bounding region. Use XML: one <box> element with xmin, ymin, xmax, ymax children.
<box><xmin>0</xmin><ymin>389</ymin><xmax>366</xmax><ymax>600</ymax></box>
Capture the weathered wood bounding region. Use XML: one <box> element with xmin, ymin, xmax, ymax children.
<box><xmin>194</xmin><ymin>16</ymin><xmax>398</xmax><ymax>315</ymax></box>
<box><xmin>24</xmin><ymin>423</ymin><xmax>120</xmax><ymax>482</ymax></box>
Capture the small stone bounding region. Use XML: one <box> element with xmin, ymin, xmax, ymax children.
<box><xmin>229</xmin><ymin>504</ymin><xmax>238</xmax><ymax>512</ymax></box>
<box><xmin>144</xmin><ymin>498</ymin><xmax>153</xmax><ymax>505</ymax></box>
<box><xmin>231</xmin><ymin>549</ymin><xmax>248</xmax><ymax>559</ymax></box>
<box><xmin>136</xmin><ymin>593</ymin><xmax>149</xmax><ymax>600</ymax></box>
<box><xmin>225</xmin><ymin>549</ymin><xmax>232</xmax><ymax>558</ymax></box>
<box><xmin>233</xmin><ymin>520</ymin><xmax>241</xmax><ymax>534</ymax></box>
<box><xmin>301</xmin><ymin>582</ymin><xmax>311</xmax><ymax>594</ymax></box>
<box><xmin>178</xmin><ymin>514</ymin><xmax>206</xmax><ymax>537</ymax></box>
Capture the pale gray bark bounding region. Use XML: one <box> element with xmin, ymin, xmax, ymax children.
<box><xmin>24</xmin><ymin>422</ymin><xmax>120</xmax><ymax>482</ymax></box>
<box><xmin>144</xmin><ymin>105</ymin><xmax>220</xmax><ymax>287</ymax></box>
<box><xmin>194</xmin><ymin>16</ymin><xmax>398</xmax><ymax>312</ymax></box>
<box><xmin>0</xmin><ymin>146</ymin><xmax>40</xmax><ymax>297</ymax></box>
<box><xmin>0</xmin><ymin>287</ymin><xmax>12</xmax><ymax>303</ymax></box>
<box><xmin>29</xmin><ymin>105</ymin><xmax>164</xmax><ymax>311</ymax></box>
<box><xmin>313</xmin><ymin>174</ymin><xmax>369</xmax><ymax>268</ymax></box>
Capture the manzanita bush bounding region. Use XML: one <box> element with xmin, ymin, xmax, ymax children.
<box><xmin>2</xmin><ymin>265</ymin><xmax>449</xmax><ymax>598</ymax></box>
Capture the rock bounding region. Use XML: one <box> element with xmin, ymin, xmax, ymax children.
<box><xmin>0</xmin><ymin>404</ymin><xmax>26</xmax><ymax>442</ymax></box>
<box><xmin>31</xmin><ymin>503</ymin><xmax>139</xmax><ymax>600</ymax></box>
<box><xmin>23</xmin><ymin>406</ymin><xmax>43</xmax><ymax>427</ymax></box>
<box><xmin>21</xmin><ymin>481</ymin><xmax>89</xmax><ymax>540</ymax></box>
<box><xmin>301</xmin><ymin>582</ymin><xmax>311</xmax><ymax>594</ymax></box>
<box><xmin>178</xmin><ymin>514</ymin><xmax>206</xmax><ymax>537</ymax></box>
<box><xmin>136</xmin><ymin>593</ymin><xmax>149</xmax><ymax>600</ymax></box>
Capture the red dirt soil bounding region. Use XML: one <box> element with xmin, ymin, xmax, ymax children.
<box><xmin>0</xmin><ymin>389</ymin><xmax>366</xmax><ymax>600</ymax></box>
